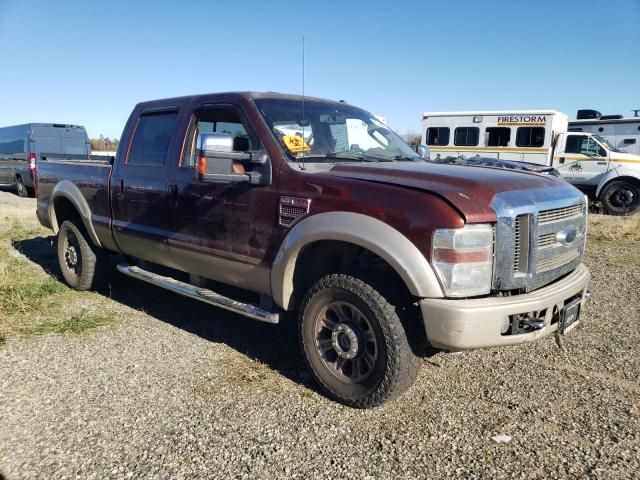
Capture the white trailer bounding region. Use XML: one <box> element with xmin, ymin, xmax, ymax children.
<box><xmin>421</xmin><ymin>110</ymin><xmax>640</xmax><ymax>215</ymax></box>
<box><xmin>569</xmin><ymin>112</ymin><xmax>640</xmax><ymax>156</ymax></box>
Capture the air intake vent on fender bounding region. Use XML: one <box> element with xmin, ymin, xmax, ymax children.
<box><xmin>279</xmin><ymin>197</ymin><xmax>311</xmax><ymax>227</ymax></box>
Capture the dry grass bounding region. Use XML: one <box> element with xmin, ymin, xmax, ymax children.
<box><xmin>0</xmin><ymin>221</ymin><xmax>117</xmax><ymax>345</ymax></box>
<box><xmin>587</xmin><ymin>214</ymin><xmax>640</xmax><ymax>243</ymax></box>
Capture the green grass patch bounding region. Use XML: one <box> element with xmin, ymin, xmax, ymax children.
<box><xmin>0</xmin><ymin>255</ymin><xmax>67</xmax><ymax>316</ymax></box>
<box><xmin>19</xmin><ymin>309</ymin><xmax>117</xmax><ymax>336</ymax></box>
<box><xmin>0</xmin><ymin>221</ymin><xmax>49</xmax><ymax>243</ymax></box>
<box><xmin>0</xmin><ymin>220</ymin><xmax>117</xmax><ymax>345</ymax></box>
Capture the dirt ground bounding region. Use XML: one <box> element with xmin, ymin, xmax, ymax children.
<box><xmin>0</xmin><ymin>186</ymin><xmax>639</xmax><ymax>479</ymax></box>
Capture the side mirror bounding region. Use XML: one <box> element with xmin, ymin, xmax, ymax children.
<box><xmin>414</xmin><ymin>144</ymin><xmax>429</xmax><ymax>159</ymax></box>
<box><xmin>195</xmin><ymin>132</ymin><xmax>270</xmax><ymax>185</ymax></box>
<box><xmin>198</xmin><ymin>132</ymin><xmax>234</xmax><ymax>154</ymax></box>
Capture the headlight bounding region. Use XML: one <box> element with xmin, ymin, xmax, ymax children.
<box><xmin>432</xmin><ymin>224</ymin><xmax>494</xmax><ymax>297</ymax></box>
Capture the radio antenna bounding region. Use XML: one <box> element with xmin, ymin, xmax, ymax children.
<box><xmin>299</xmin><ymin>36</ymin><xmax>306</xmax><ymax>170</ymax></box>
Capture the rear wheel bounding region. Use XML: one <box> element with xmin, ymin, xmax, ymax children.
<box><xmin>601</xmin><ymin>180</ymin><xmax>640</xmax><ymax>216</ymax></box>
<box><xmin>15</xmin><ymin>176</ymin><xmax>28</xmax><ymax>197</ymax></box>
<box><xmin>299</xmin><ymin>274</ymin><xmax>421</xmax><ymax>408</ymax></box>
<box><xmin>57</xmin><ymin>220</ymin><xmax>107</xmax><ymax>290</ymax></box>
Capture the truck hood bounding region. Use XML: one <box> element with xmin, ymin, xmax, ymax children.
<box><xmin>611</xmin><ymin>152</ymin><xmax>640</xmax><ymax>163</ymax></box>
<box><xmin>324</xmin><ymin>161</ymin><xmax>566</xmax><ymax>223</ymax></box>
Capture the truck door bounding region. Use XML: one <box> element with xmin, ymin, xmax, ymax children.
<box><xmin>554</xmin><ymin>133</ymin><xmax>609</xmax><ymax>186</ymax></box>
<box><xmin>166</xmin><ymin>103</ymin><xmax>277</xmax><ymax>295</ymax></box>
<box><xmin>110</xmin><ymin>109</ymin><xmax>178</xmax><ymax>265</ymax></box>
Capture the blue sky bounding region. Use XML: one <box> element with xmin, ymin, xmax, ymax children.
<box><xmin>1</xmin><ymin>0</ymin><xmax>638</xmax><ymax>139</ymax></box>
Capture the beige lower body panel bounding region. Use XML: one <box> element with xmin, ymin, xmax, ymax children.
<box><xmin>420</xmin><ymin>264</ymin><xmax>591</xmax><ymax>351</ymax></box>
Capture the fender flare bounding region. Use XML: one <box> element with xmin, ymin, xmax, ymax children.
<box><xmin>49</xmin><ymin>180</ymin><xmax>102</xmax><ymax>247</ymax></box>
<box><xmin>596</xmin><ymin>167</ymin><xmax>640</xmax><ymax>198</ymax></box>
<box><xmin>270</xmin><ymin>211</ymin><xmax>444</xmax><ymax>310</ymax></box>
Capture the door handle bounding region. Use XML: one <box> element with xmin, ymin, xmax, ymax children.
<box><xmin>168</xmin><ymin>184</ymin><xmax>178</xmax><ymax>205</ymax></box>
<box><xmin>114</xmin><ymin>178</ymin><xmax>124</xmax><ymax>199</ymax></box>
<box><xmin>559</xmin><ymin>157</ymin><xmax>565</xmax><ymax>164</ymax></box>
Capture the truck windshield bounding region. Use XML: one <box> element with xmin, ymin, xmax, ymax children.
<box><xmin>593</xmin><ymin>134</ymin><xmax>624</xmax><ymax>153</ymax></box>
<box><xmin>255</xmin><ymin>98</ymin><xmax>420</xmax><ymax>163</ymax></box>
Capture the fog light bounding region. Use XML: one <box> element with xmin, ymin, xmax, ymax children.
<box><xmin>501</xmin><ymin>316</ymin><xmax>510</xmax><ymax>334</ymax></box>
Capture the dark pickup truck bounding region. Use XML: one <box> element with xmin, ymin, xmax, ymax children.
<box><xmin>36</xmin><ymin>92</ymin><xmax>591</xmax><ymax>407</ymax></box>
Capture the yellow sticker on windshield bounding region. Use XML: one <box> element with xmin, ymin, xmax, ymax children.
<box><xmin>282</xmin><ymin>134</ymin><xmax>310</xmax><ymax>153</ymax></box>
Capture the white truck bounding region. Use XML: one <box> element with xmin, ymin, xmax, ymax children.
<box><xmin>422</xmin><ymin>110</ymin><xmax>640</xmax><ymax>215</ymax></box>
<box><xmin>569</xmin><ymin>109</ymin><xmax>640</xmax><ymax>156</ymax></box>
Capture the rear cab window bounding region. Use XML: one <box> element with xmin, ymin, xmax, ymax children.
<box><xmin>127</xmin><ymin>111</ymin><xmax>179</xmax><ymax>166</ymax></box>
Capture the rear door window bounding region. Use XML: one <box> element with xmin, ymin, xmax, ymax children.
<box><xmin>128</xmin><ymin>111</ymin><xmax>178</xmax><ymax>166</ymax></box>
<box><xmin>59</xmin><ymin>129</ymin><xmax>89</xmax><ymax>155</ymax></box>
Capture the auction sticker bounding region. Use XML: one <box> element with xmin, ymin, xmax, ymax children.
<box><xmin>282</xmin><ymin>135</ymin><xmax>310</xmax><ymax>153</ymax></box>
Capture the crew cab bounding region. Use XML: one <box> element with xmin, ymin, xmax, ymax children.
<box><xmin>36</xmin><ymin>92</ymin><xmax>591</xmax><ymax>407</ymax></box>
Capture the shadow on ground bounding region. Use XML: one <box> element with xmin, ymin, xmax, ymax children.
<box><xmin>0</xmin><ymin>184</ymin><xmax>19</xmax><ymax>196</ymax></box>
<box><xmin>11</xmin><ymin>236</ymin><xmax>310</xmax><ymax>390</ymax></box>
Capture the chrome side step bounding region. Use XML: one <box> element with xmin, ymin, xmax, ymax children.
<box><xmin>116</xmin><ymin>263</ymin><xmax>279</xmax><ymax>324</ymax></box>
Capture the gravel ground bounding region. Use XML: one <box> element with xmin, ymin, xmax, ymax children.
<box><xmin>1</xmin><ymin>188</ymin><xmax>639</xmax><ymax>479</ymax></box>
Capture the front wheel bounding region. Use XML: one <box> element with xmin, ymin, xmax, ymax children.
<box><xmin>601</xmin><ymin>180</ymin><xmax>640</xmax><ymax>216</ymax></box>
<box><xmin>299</xmin><ymin>274</ymin><xmax>421</xmax><ymax>408</ymax></box>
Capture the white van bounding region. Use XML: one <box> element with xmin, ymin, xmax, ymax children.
<box><xmin>422</xmin><ymin>110</ymin><xmax>640</xmax><ymax>215</ymax></box>
<box><xmin>0</xmin><ymin>123</ymin><xmax>90</xmax><ymax>197</ymax></box>
<box><xmin>569</xmin><ymin>111</ymin><xmax>640</xmax><ymax>156</ymax></box>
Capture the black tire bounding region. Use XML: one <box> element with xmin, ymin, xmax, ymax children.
<box><xmin>57</xmin><ymin>220</ymin><xmax>107</xmax><ymax>290</ymax></box>
<box><xmin>298</xmin><ymin>274</ymin><xmax>421</xmax><ymax>408</ymax></box>
<box><xmin>15</xmin><ymin>176</ymin><xmax>28</xmax><ymax>197</ymax></box>
<box><xmin>600</xmin><ymin>180</ymin><xmax>640</xmax><ymax>216</ymax></box>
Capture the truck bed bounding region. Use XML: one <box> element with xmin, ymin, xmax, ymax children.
<box><xmin>36</xmin><ymin>154</ymin><xmax>113</xmax><ymax>241</ymax></box>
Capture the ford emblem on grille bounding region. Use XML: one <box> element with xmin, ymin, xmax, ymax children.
<box><xmin>556</xmin><ymin>226</ymin><xmax>578</xmax><ymax>246</ymax></box>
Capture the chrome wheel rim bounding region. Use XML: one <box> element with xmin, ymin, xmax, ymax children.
<box><xmin>314</xmin><ymin>301</ymin><xmax>378</xmax><ymax>384</ymax></box>
<box><xmin>64</xmin><ymin>232</ymin><xmax>81</xmax><ymax>276</ymax></box>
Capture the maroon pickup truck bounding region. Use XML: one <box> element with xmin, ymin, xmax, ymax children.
<box><xmin>36</xmin><ymin>92</ymin><xmax>591</xmax><ymax>407</ymax></box>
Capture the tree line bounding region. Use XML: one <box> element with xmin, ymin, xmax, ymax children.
<box><xmin>90</xmin><ymin>135</ymin><xmax>119</xmax><ymax>152</ymax></box>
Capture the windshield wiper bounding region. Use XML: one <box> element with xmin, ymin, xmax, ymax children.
<box><xmin>297</xmin><ymin>152</ymin><xmax>381</xmax><ymax>162</ymax></box>
<box><xmin>393</xmin><ymin>154</ymin><xmax>421</xmax><ymax>162</ymax></box>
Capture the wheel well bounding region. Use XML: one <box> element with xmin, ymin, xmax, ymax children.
<box><xmin>290</xmin><ymin>240</ymin><xmax>414</xmax><ymax>311</ymax></box>
<box><xmin>599</xmin><ymin>176</ymin><xmax>640</xmax><ymax>197</ymax></box>
<box><xmin>53</xmin><ymin>196</ymin><xmax>83</xmax><ymax>229</ymax></box>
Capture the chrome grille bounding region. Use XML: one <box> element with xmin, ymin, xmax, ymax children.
<box><xmin>492</xmin><ymin>187</ymin><xmax>587</xmax><ymax>292</ymax></box>
<box><xmin>538</xmin><ymin>233</ymin><xmax>556</xmax><ymax>248</ymax></box>
<box><xmin>513</xmin><ymin>215</ymin><xmax>529</xmax><ymax>275</ymax></box>
<box><xmin>538</xmin><ymin>204</ymin><xmax>582</xmax><ymax>224</ymax></box>
<box><xmin>537</xmin><ymin>248</ymin><xmax>580</xmax><ymax>273</ymax></box>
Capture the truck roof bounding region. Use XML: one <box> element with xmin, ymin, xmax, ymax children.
<box><xmin>0</xmin><ymin>123</ymin><xmax>86</xmax><ymax>130</ymax></box>
<box><xmin>423</xmin><ymin>110</ymin><xmax>563</xmax><ymax>118</ymax></box>
<box><xmin>135</xmin><ymin>91</ymin><xmax>349</xmax><ymax>110</ymax></box>
<box><xmin>569</xmin><ymin>117</ymin><xmax>640</xmax><ymax>126</ymax></box>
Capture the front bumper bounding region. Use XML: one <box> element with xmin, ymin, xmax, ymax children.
<box><xmin>419</xmin><ymin>263</ymin><xmax>591</xmax><ymax>351</ymax></box>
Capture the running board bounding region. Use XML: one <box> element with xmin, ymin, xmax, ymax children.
<box><xmin>116</xmin><ymin>263</ymin><xmax>279</xmax><ymax>324</ymax></box>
